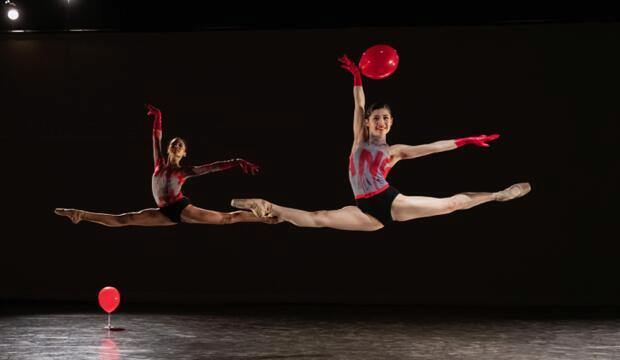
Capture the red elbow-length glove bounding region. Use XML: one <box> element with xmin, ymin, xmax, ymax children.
<box><xmin>146</xmin><ymin>104</ymin><xmax>162</xmax><ymax>132</ymax></box>
<box><xmin>455</xmin><ymin>134</ymin><xmax>500</xmax><ymax>148</ymax></box>
<box><xmin>338</xmin><ymin>54</ymin><xmax>362</xmax><ymax>86</ymax></box>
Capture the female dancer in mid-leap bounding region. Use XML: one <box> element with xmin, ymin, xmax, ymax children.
<box><xmin>232</xmin><ymin>55</ymin><xmax>531</xmax><ymax>231</ymax></box>
<box><xmin>55</xmin><ymin>104</ymin><xmax>276</xmax><ymax>226</ymax></box>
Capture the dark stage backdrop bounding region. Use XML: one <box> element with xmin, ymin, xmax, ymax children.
<box><xmin>1</xmin><ymin>23</ymin><xmax>618</xmax><ymax>306</ymax></box>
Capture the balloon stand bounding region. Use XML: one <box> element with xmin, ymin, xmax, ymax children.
<box><xmin>104</xmin><ymin>313</ymin><xmax>112</xmax><ymax>329</ymax></box>
<box><xmin>103</xmin><ymin>313</ymin><xmax>125</xmax><ymax>331</ymax></box>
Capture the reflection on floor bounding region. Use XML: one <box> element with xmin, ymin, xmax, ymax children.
<box><xmin>2</xmin><ymin>302</ymin><xmax>620</xmax><ymax>359</ymax></box>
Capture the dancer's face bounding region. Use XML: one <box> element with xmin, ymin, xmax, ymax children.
<box><xmin>168</xmin><ymin>138</ymin><xmax>187</xmax><ymax>160</ymax></box>
<box><xmin>365</xmin><ymin>108</ymin><xmax>393</xmax><ymax>137</ymax></box>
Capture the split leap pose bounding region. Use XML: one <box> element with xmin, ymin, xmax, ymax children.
<box><xmin>56</xmin><ymin>104</ymin><xmax>276</xmax><ymax>227</ymax></box>
<box><xmin>231</xmin><ymin>56</ymin><xmax>530</xmax><ymax>231</ymax></box>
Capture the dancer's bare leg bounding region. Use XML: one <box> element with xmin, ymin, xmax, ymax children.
<box><xmin>391</xmin><ymin>182</ymin><xmax>531</xmax><ymax>221</ymax></box>
<box><xmin>231</xmin><ymin>199</ymin><xmax>382</xmax><ymax>231</ymax></box>
<box><xmin>180</xmin><ymin>205</ymin><xmax>280</xmax><ymax>224</ymax></box>
<box><xmin>54</xmin><ymin>208</ymin><xmax>175</xmax><ymax>227</ymax></box>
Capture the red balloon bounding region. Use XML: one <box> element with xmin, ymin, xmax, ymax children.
<box><xmin>98</xmin><ymin>287</ymin><xmax>121</xmax><ymax>314</ymax></box>
<box><xmin>358</xmin><ymin>44</ymin><xmax>399</xmax><ymax>80</ymax></box>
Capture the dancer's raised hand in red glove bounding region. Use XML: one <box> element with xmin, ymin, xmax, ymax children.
<box><xmin>338</xmin><ymin>54</ymin><xmax>362</xmax><ymax>86</ymax></box>
<box><xmin>238</xmin><ymin>159</ymin><xmax>260</xmax><ymax>175</ymax></box>
<box><xmin>145</xmin><ymin>104</ymin><xmax>161</xmax><ymax>116</ymax></box>
<box><xmin>146</xmin><ymin>104</ymin><xmax>162</xmax><ymax>133</ymax></box>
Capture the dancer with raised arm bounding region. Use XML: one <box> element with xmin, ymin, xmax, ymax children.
<box><xmin>231</xmin><ymin>55</ymin><xmax>530</xmax><ymax>231</ymax></box>
<box><xmin>55</xmin><ymin>104</ymin><xmax>277</xmax><ymax>227</ymax></box>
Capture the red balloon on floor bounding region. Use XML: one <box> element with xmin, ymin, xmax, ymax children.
<box><xmin>359</xmin><ymin>44</ymin><xmax>399</xmax><ymax>80</ymax></box>
<box><xmin>98</xmin><ymin>286</ymin><xmax>121</xmax><ymax>314</ymax></box>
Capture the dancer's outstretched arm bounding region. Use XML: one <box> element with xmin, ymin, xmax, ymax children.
<box><xmin>188</xmin><ymin>158</ymin><xmax>259</xmax><ymax>177</ymax></box>
<box><xmin>338</xmin><ymin>54</ymin><xmax>365</xmax><ymax>144</ymax></box>
<box><xmin>146</xmin><ymin>104</ymin><xmax>164</xmax><ymax>168</ymax></box>
<box><xmin>389</xmin><ymin>134</ymin><xmax>500</xmax><ymax>163</ymax></box>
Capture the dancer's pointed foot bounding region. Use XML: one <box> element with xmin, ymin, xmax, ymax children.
<box><xmin>231</xmin><ymin>198</ymin><xmax>273</xmax><ymax>218</ymax></box>
<box><xmin>495</xmin><ymin>182</ymin><xmax>531</xmax><ymax>202</ymax></box>
<box><xmin>54</xmin><ymin>208</ymin><xmax>83</xmax><ymax>224</ymax></box>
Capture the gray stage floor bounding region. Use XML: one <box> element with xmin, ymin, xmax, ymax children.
<box><xmin>1</xmin><ymin>304</ymin><xmax>620</xmax><ymax>359</ymax></box>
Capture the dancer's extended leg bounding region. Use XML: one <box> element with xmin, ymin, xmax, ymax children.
<box><xmin>391</xmin><ymin>182</ymin><xmax>531</xmax><ymax>221</ymax></box>
<box><xmin>231</xmin><ymin>199</ymin><xmax>382</xmax><ymax>231</ymax></box>
<box><xmin>54</xmin><ymin>208</ymin><xmax>175</xmax><ymax>227</ymax></box>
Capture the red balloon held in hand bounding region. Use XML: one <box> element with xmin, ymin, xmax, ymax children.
<box><xmin>359</xmin><ymin>44</ymin><xmax>399</xmax><ymax>80</ymax></box>
<box><xmin>98</xmin><ymin>287</ymin><xmax>121</xmax><ymax>314</ymax></box>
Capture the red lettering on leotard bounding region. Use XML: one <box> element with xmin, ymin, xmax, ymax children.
<box><xmin>349</xmin><ymin>155</ymin><xmax>356</xmax><ymax>176</ymax></box>
<box><xmin>175</xmin><ymin>172</ymin><xmax>186</xmax><ymax>185</ymax></box>
<box><xmin>349</xmin><ymin>149</ymin><xmax>392</xmax><ymax>192</ymax></box>
<box><xmin>382</xmin><ymin>162</ymin><xmax>392</xmax><ymax>178</ymax></box>
<box><xmin>358</xmin><ymin>149</ymin><xmax>388</xmax><ymax>178</ymax></box>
